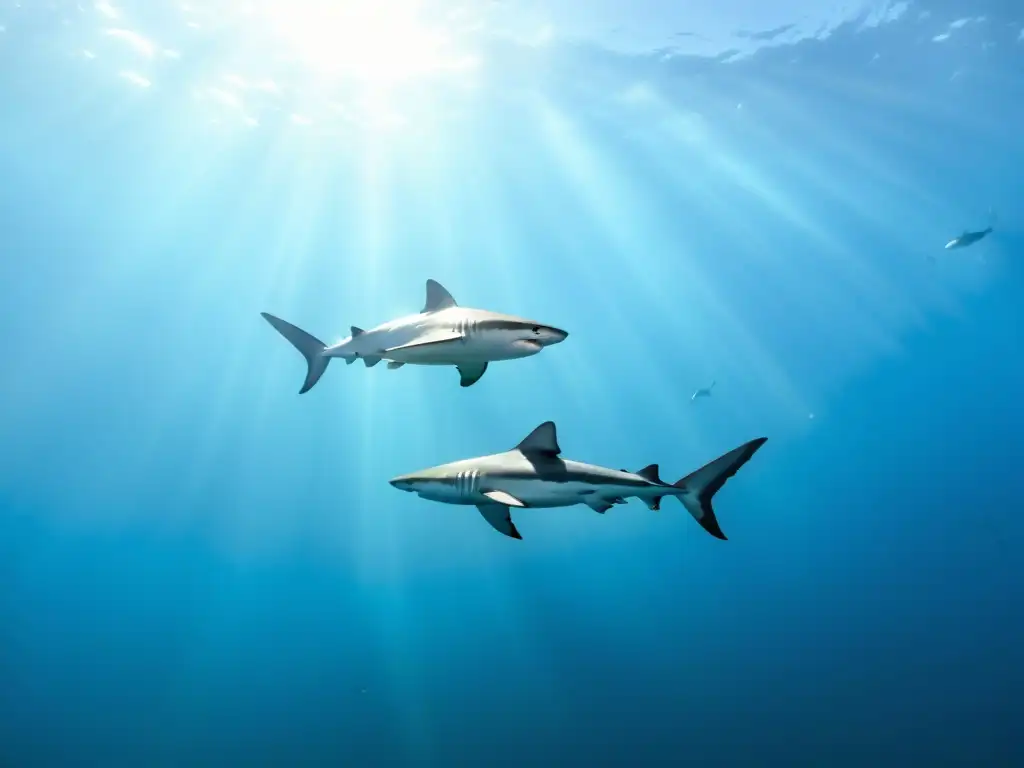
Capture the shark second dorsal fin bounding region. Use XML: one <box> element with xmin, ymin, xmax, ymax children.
<box><xmin>422</xmin><ymin>279</ymin><xmax>457</xmax><ymax>313</ymax></box>
<box><xmin>515</xmin><ymin>421</ymin><xmax>561</xmax><ymax>456</ymax></box>
<box><xmin>636</xmin><ymin>464</ymin><xmax>662</xmax><ymax>483</ymax></box>
<box><xmin>351</xmin><ymin>326</ymin><xmax>365</xmax><ymax>337</ymax></box>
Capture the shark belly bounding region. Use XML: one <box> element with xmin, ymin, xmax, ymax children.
<box><xmin>388</xmin><ymin>335</ymin><xmax>541</xmax><ymax>365</ymax></box>
<box><xmin>484</xmin><ymin>478</ymin><xmax>609</xmax><ymax>509</ymax></box>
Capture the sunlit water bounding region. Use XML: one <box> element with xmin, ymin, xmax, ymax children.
<box><xmin>1</xmin><ymin>1</ymin><xmax>1022</xmax><ymax>765</ymax></box>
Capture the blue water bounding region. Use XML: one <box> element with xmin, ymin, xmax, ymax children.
<box><xmin>2</xmin><ymin>1</ymin><xmax>1022</xmax><ymax>765</ymax></box>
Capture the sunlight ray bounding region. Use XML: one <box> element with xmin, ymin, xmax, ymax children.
<box><xmin>110</xmin><ymin>135</ymin><xmax>318</xmax><ymax>467</ymax></box>
<box><xmin>349</xmin><ymin>137</ymin><xmax>411</xmax><ymax>580</ymax></box>
<box><xmin>790</xmin><ymin>64</ymin><xmax>1024</xmax><ymax>148</ymax></box>
<box><xmin>532</xmin><ymin>95</ymin><xmax>809</xmax><ymax>433</ymax></box>
<box><xmin>172</xmin><ymin>150</ymin><xmax>339</xmax><ymax>539</ymax></box>
<box><xmin>702</xmin><ymin>110</ymin><xmax>982</xmax><ymax>338</ymax></box>
<box><xmin>622</xmin><ymin>124</ymin><xmax>910</xmax><ymax>396</ymax></box>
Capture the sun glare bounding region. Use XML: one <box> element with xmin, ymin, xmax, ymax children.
<box><xmin>250</xmin><ymin>0</ymin><xmax>470</xmax><ymax>87</ymax></box>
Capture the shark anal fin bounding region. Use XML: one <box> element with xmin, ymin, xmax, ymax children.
<box><xmin>476</xmin><ymin>503</ymin><xmax>522</xmax><ymax>539</ymax></box>
<box><xmin>457</xmin><ymin>362</ymin><xmax>488</xmax><ymax>387</ymax></box>
<box><xmin>384</xmin><ymin>329</ymin><xmax>463</xmax><ymax>354</ymax></box>
<box><xmin>515</xmin><ymin>421</ymin><xmax>561</xmax><ymax>456</ymax></box>
<box><xmin>484</xmin><ymin>490</ymin><xmax>525</xmax><ymax>507</ymax></box>
<box><xmin>422</xmin><ymin>279</ymin><xmax>458</xmax><ymax>313</ymax></box>
<box><xmin>363</xmin><ymin>355</ymin><xmax>382</xmax><ymax>368</ymax></box>
<box><xmin>644</xmin><ymin>496</ymin><xmax>664</xmax><ymax>512</ymax></box>
<box><xmin>387</xmin><ymin>361</ymin><xmax>405</xmax><ymax>370</ymax></box>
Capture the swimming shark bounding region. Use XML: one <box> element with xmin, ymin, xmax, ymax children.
<box><xmin>390</xmin><ymin>421</ymin><xmax>768</xmax><ymax>540</ymax></box>
<box><xmin>943</xmin><ymin>209</ymin><xmax>997</xmax><ymax>251</ymax></box>
<box><xmin>691</xmin><ymin>380</ymin><xmax>716</xmax><ymax>401</ymax></box>
<box><xmin>944</xmin><ymin>226</ymin><xmax>993</xmax><ymax>250</ymax></box>
<box><xmin>261</xmin><ymin>279</ymin><xmax>568</xmax><ymax>392</ymax></box>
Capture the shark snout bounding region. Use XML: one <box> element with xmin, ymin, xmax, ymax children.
<box><xmin>389</xmin><ymin>476</ymin><xmax>415</xmax><ymax>492</ymax></box>
<box><xmin>538</xmin><ymin>325</ymin><xmax>569</xmax><ymax>346</ymax></box>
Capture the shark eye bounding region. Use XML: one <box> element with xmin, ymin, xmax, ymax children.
<box><xmin>532</xmin><ymin>326</ymin><xmax>540</xmax><ymax>334</ymax></box>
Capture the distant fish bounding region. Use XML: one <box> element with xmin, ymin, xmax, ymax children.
<box><xmin>942</xmin><ymin>208</ymin><xmax>997</xmax><ymax>252</ymax></box>
<box><xmin>944</xmin><ymin>226</ymin><xmax>992</xmax><ymax>250</ymax></box>
<box><xmin>691</xmin><ymin>380</ymin><xmax>716</xmax><ymax>402</ymax></box>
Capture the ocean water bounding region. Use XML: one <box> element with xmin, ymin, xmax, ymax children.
<box><xmin>1</xmin><ymin>1</ymin><xmax>1022</xmax><ymax>765</ymax></box>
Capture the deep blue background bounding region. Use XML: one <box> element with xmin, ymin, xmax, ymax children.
<box><xmin>1</xmin><ymin>2</ymin><xmax>1022</xmax><ymax>765</ymax></box>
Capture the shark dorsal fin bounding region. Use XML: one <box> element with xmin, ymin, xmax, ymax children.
<box><xmin>422</xmin><ymin>279</ymin><xmax>457</xmax><ymax>313</ymax></box>
<box><xmin>515</xmin><ymin>421</ymin><xmax>561</xmax><ymax>456</ymax></box>
<box><xmin>351</xmin><ymin>326</ymin><xmax>365</xmax><ymax>337</ymax></box>
<box><xmin>636</xmin><ymin>464</ymin><xmax>662</xmax><ymax>483</ymax></box>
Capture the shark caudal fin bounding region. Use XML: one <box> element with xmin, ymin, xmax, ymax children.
<box><xmin>673</xmin><ymin>437</ymin><xmax>767</xmax><ymax>540</ymax></box>
<box><xmin>261</xmin><ymin>312</ymin><xmax>330</xmax><ymax>394</ymax></box>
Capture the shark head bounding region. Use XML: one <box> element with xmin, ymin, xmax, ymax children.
<box><xmin>478</xmin><ymin>315</ymin><xmax>569</xmax><ymax>356</ymax></box>
<box><xmin>389</xmin><ymin>463</ymin><xmax>466</xmax><ymax>503</ymax></box>
<box><xmin>417</xmin><ymin>279</ymin><xmax>568</xmax><ymax>360</ymax></box>
<box><xmin>514</xmin><ymin>319</ymin><xmax>569</xmax><ymax>349</ymax></box>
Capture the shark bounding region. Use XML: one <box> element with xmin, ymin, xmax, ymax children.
<box><xmin>390</xmin><ymin>421</ymin><xmax>768</xmax><ymax>541</ymax></box>
<box><xmin>944</xmin><ymin>226</ymin><xmax>993</xmax><ymax>250</ymax></box>
<box><xmin>691</xmin><ymin>380</ymin><xmax>716</xmax><ymax>402</ymax></box>
<box><xmin>942</xmin><ymin>209</ymin><xmax>997</xmax><ymax>252</ymax></box>
<box><xmin>261</xmin><ymin>279</ymin><xmax>568</xmax><ymax>392</ymax></box>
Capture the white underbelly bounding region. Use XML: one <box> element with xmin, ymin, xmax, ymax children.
<box><xmin>388</xmin><ymin>338</ymin><xmax>539</xmax><ymax>364</ymax></box>
<box><xmin>489</xmin><ymin>479</ymin><xmax>596</xmax><ymax>509</ymax></box>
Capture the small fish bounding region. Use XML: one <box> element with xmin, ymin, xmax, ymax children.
<box><xmin>691</xmin><ymin>380</ymin><xmax>716</xmax><ymax>402</ymax></box>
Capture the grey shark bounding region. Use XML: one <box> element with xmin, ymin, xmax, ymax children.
<box><xmin>261</xmin><ymin>279</ymin><xmax>568</xmax><ymax>392</ymax></box>
<box><xmin>390</xmin><ymin>421</ymin><xmax>768</xmax><ymax>541</ymax></box>
<box><xmin>943</xmin><ymin>209</ymin><xmax>997</xmax><ymax>252</ymax></box>
<box><xmin>944</xmin><ymin>226</ymin><xmax>992</xmax><ymax>250</ymax></box>
<box><xmin>691</xmin><ymin>380</ymin><xmax>716</xmax><ymax>401</ymax></box>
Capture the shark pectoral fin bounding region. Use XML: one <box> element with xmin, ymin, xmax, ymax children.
<box><xmin>383</xmin><ymin>329</ymin><xmax>463</xmax><ymax>353</ymax></box>
<box><xmin>363</xmin><ymin>355</ymin><xmax>383</xmax><ymax>368</ymax></box>
<box><xmin>387</xmin><ymin>361</ymin><xmax>405</xmax><ymax>370</ymax></box>
<box><xmin>476</xmin><ymin>503</ymin><xmax>523</xmax><ymax>540</ymax></box>
<box><xmin>457</xmin><ymin>362</ymin><xmax>488</xmax><ymax>387</ymax></box>
<box><xmin>484</xmin><ymin>490</ymin><xmax>525</xmax><ymax>507</ymax></box>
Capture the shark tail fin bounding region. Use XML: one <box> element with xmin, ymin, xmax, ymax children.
<box><xmin>672</xmin><ymin>437</ymin><xmax>767</xmax><ymax>540</ymax></box>
<box><xmin>261</xmin><ymin>312</ymin><xmax>330</xmax><ymax>394</ymax></box>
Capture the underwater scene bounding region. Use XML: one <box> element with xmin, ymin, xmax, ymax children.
<box><xmin>1</xmin><ymin>0</ymin><xmax>1022</xmax><ymax>765</ymax></box>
